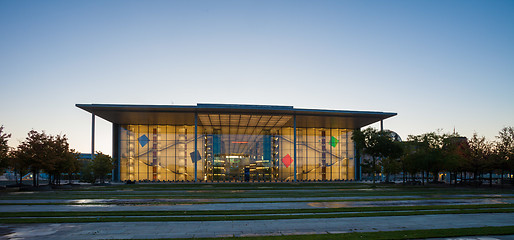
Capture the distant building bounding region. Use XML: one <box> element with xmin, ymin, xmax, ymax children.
<box><xmin>77</xmin><ymin>104</ymin><xmax>396</xmax><ymax>182</ymax></box>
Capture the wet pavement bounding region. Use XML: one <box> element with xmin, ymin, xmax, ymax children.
<box><xmin>1</xmin><ymin>194</ymin><xmax>512</xmax><ymax>204</ymax></box>
<box><xmin>2</xmin><ymin>185</ymin><xmax>513</xmax><ymax>239</ymax></box>
<box><xmin>0</xmin><ymin>198</ymin><xmax>512</xmax><ymax>212</ymax></box>
<box><xmin>1</xmin><ymin>213</ymin><xmax>513</xmax><ymax>239</ymax></box>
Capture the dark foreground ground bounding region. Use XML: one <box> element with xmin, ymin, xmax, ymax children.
<box><xmin>1</xmin><ymin>182</ymin><xmax>513</xmax><ymax>239</ymax></box>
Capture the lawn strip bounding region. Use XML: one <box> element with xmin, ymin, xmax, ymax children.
<box><xmin>5</xmin><ymin>208</ymin><xmax>514</xmax><ymax>220</ymax></box>
<box><xmin>3</xmin><ymin>187</ymin><xmax>512</xmax><ymax>200</ymax></box>
<box><xmin>163</xmin><ymin>226</ymin><xmax>514</xmax><ymax>240</ymax></box>
<box><xmin>1</xmin><ymin>208</ymin><xmax>513</xmax><ymax>223</ymax></box>
<box><xmin>3</xmin><ymin>192</ymin><xmax>509</xmax><ymax>200</ymax></box>
<box><xmin>1</xmin><ymin>203</ymin><xmax>512</xmax><ymax>217</ymax></box>
<box><xmin>1</xmin><ymin>196</ymin><xmax>512</xmax><ymax>205</ymax></box>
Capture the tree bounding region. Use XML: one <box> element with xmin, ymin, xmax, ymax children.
<box><xmin>381</xmin><ymin>156</ymin><xmax>401</xmax><ymax>182</ymax></box>
<box><xmin>380</xmin><ymin>132</ymin><xmax>403</xmax><ymax>182</ymax></box>
<box><xmin>467</xmin><ymin>133</ymin><xmax>489</xmax><ymax>182</ymax></box>
<box><xmin>400</xmin><ymin>141</ymin><xmax>422</xmax><ymax>183</ymax></box>
<box><xmin>91</xmin><ymin>152</ymin><xmax>114</xmax><ymax>184</ymax></box>
<box><xmin>17</xmin><ymin>130</ymin><xmax>55</xmax><ymax>186</ymax></box>
<box><xmin>4</xmin><ymin>129</ymin><xmax>82</xmax><ymax>186</ymax></box>
<box><xmin>45</xmin><ymin>134</ymin><xmax>80</xmax><ymax>185</ymax></box>
<box><xmin>352</xmin><ymin>128</ymin><xmax>403</xmax><ymax>183</ymax></box>
<box><xmin>404</xmin><ymin>132</ymin><xmax>463</xmax><ymax>184</ymax></box>
<box><xmin>15</xmin><ymin>130</ymin><xmax>79</xmax><ymax>186</ymax></box>
<box><xmin>401</xmin><ymin>139</ymin><xmax>430</xmax><ymax>184</ymax></box>
<box><xmin>0</xmin><ymin>125</ymin><xmax>11</xmax><ymax>173</ymax></box>
<box><xmin>80</xmin><ymin>160</ymin><xmax>96</xmax><ymax>184</ymax></box>
<box><xmin>486</xmin><ymin>146</ymin><xmax>502</xmax><ymax>187</ymax></box>
<box><xmin>496</xmin><ymin>126</ymin><xmax>514</xmax><ymax>184</ymax></box>
<box><xmin>407</xmin><ymin>133</ymin><xmax>440</xmax><ymax>183</ymax></box>
<box><xmin>63</xmin><ymin>150</ymin><xmax>81</xmax><ymax>184</ymax></box>
<box><xmin>442</xmin><ymin>137</ymin><xmax>470</xmax><ymax>185</ymax></box>
<box><xmin>10</xmin><ymin>147</ymin><xmax>31</xmax><ymax>185</ymax></box>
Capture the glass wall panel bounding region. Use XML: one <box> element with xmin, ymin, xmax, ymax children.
<box><xmin>347</xmin><ymin>130</ymin><xmax>355</xmax><ymax>180</ymax></box>
<box><xmin>296</xmin><ymin>128</ymin><xmax>307</xmax><ymax>181</ymax></box>
<box><xmin>117</xmin><ymin>120</ymin><xmax>357</xmax><ymax>182</ymax></box>
<box><xmin>278</xmin><ymin>127</ymin><xmax>294</xmax><ymax>181</ymax></box>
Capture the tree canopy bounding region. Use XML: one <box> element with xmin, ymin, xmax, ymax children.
<box><xmin>0</xmin><ymin>125</ymin><xmax>11</xmax><ymax>173</ymax></box>
<box><xmin>352</xmin><ymin>128</ymin><xmax>403</xmax><ymax>183</ymax></box>
<box><xmin>9</xmin><ymin>130</ymin><xmax>80</xmax><ymax>186</ymax></box>
<box><xmin>497</xmin><ymin>127</ymin><xmax>514</xmax><ymax>173</ymax></box>
<box><xmin>81</xmin><ymin>152</ymin><xmax>114</xmax><ymax>184</ymax></box>
<box><xmin>397</xmin><ymin>128</ymin><xmax>514</xmax><ymax>185</ymax></box>
<box><xmin>354</xmin><ymin>126</ymin><xmax>514</xmax><ymax>185</ymax></box>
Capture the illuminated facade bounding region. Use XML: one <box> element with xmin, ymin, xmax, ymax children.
<box><xmin>76</xmin><ymin>104</ymin><xmax>396</xmax><ymax>182</ymax></box>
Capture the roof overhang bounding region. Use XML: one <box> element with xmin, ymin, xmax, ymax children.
<box><xmin>76</xmin><ymin>103</ymin><xmax>396</xmax><ymax>129</ymax></box>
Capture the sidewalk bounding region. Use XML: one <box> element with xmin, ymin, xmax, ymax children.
<box><xmin>2</xmin><ymin>213</ymin><xmax>514</xmax><ymax>239</ymax></box>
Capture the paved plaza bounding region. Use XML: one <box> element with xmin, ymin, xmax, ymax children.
<box><xmin>1</xmin><ymin>213</ymin><xmax>513</xmax><ymax>239</ymax></box>
<box><xmin>1</xmin><ymin>183</ymin><xmax>513</xmax><ymax>239</ymax></box>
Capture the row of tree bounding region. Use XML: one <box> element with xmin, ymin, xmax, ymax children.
<box><xmin>352</xmin><ymin>126</ymin><xmax>514</xmax><ymax>185</ymax></box>
<box><xmin>0</xmin><ymin>126</ymin><xmax>114</xmax><ymax>187</ymax></box>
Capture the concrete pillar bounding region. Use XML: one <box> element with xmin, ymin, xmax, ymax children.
<box><xmin>293</xmin><ymin>114</ymin><xmax>297</xmax><ymax>182</ymax></box>
<box><xmin>112</xmin><ymin>123</ymin><xmax>120</xmax><ymax>182</ymax></box>
<box><xmin>194</xmin><ymin>112</ymin><xmax>198</xmax><ymax>182</ymax></box>
<box><xmin>91</xmin><ymin>113</ymin><xmax>95</xmax><ymax>158</ymax></box>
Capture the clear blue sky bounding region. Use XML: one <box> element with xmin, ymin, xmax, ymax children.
<box><xmin>1</xmin><ymin>0</ymin><xmax>513</xmax><ymax>154</ymax></box>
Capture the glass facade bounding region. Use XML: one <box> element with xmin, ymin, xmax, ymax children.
<box><xmin>77</xmin><ymin>103</ymin><xmax>395</xmax><ymax>182</ymax></box>
<box><xmin>118</xmin><ymin>113</ymin><xmax>356</xmax><ymax>182</ymax></box>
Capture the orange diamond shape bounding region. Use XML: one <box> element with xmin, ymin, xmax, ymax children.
<box><xmin>282</xmin><ymin>154</ymin><xmax>293</xmax><ymax>168</ymax></box>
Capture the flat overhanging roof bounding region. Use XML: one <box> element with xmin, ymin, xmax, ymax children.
<box><xmin>76</xmin><ymin>103</ymin><xmax>396</xmax><ymax>129</ymax></box>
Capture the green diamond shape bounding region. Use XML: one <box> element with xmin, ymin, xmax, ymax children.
<box><xmin>330</xmin><ymin>136</ymin><xmax>339</xmax><ymax>147</ymax></box>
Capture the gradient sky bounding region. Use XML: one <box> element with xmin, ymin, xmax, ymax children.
<box><xmin>1</xmin><ymin>0</ymin><xmax>513</xmax><ymax>155</ymax></box>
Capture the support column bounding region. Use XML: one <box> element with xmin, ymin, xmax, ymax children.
<box><xmin>321</xmin><ymin>130</ymin><xmax>326</xmax><ymax>181</ymax></box>
<box><xmin>112</xmin><ymin>123</ymin><xmax>120</xmax><ymax>182</ymax></box>
<box><xmin>152</xmin><ymin>128</ymin><xmax>158</xmax><ymax>181</ymax></box>
<box><xmin>346</xmin><ymin>131</ymin><xmax>349</xmax><ymax>180</ymax></box>
<box><xmin>263</xmin><ymin>130</ymin><xmax>271</xmax><ymax>182</ymax></box>
<box><xmin>91</xmin><ymin>113</ymin><xmax>95</xmax><ymax>158</ymax></box>
<box><xmin>355</xmin><ymin>141</ymin><xmax>360</xmax><ymax>180</ymax></box>
<box><xmin>373</xmin><ymin>120</ymin><xmax>384</xmax><ymax>181</ymax></box>
<box><xmin>293</xmin><ymin>115</ymin><xmax>297</xmax><ymax>182</ymax></box>
<box><xmin>194</xmin><ymin>112</ymin><xmax>198</xmax><ymax>182</ymax></box>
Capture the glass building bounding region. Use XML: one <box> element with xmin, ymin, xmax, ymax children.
<box><xmin>76</xmin><ymin>104</ymin><xmax>396</xmax><ymax>182</ymax></box>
